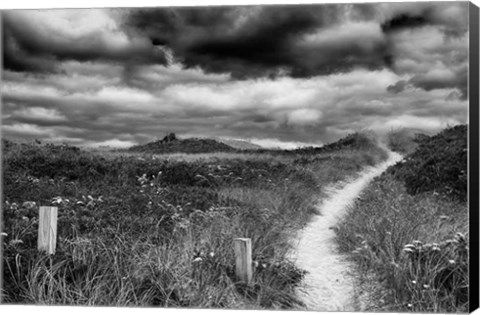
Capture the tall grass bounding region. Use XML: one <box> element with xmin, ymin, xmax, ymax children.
<box><xmin>2</xmin><ymin>135</ymin><xmax>387</xmax><ymax>307</ymax></box>
<box><xmin>335</xmin><ymin>173</ymin><xmax>468</xmax><ymax>312</ymax></box>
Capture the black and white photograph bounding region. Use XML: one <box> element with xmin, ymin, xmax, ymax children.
<box><xmin>0</xmin><ymin>1</ymin><xmax>478</xmax><ymax>313</ymax></box>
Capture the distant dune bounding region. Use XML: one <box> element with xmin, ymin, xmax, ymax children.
<box><xmin>128</xmin><ymin>133</ymin><xmax>236</xmax><ymax>154</ymax></box>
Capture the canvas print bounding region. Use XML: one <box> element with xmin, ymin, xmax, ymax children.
<box><xmin>0</xmin><ymin>1</ymin><xmax>474</xmax><ymax>313</ymax></box>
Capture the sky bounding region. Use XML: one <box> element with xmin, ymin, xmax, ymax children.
<box><xmin>1</xmin><ymin>2</ymin><xmax>470</xmax><ymax>149</ymax></box>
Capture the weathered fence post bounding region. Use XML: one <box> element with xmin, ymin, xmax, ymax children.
<box><xmin>38</xmin><ymin>206</ymin><xmax>58</xmax><ymax>255</ymax></box>
<box><xmin>234</xmin><ymin>238</ymin><xmax>252</xmax><ymax>285</ymax></box>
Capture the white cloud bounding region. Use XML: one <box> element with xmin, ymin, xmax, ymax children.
<box><xmin>287</xmin><ymin>109</ymin><xmax>323</xmax><ymax>126</ymax></box>
<box><xmin>2</xmin><ymin>123</ymin><xmax>53</xmax><ymax>137</ymax></box>
<box><xmin>2</xmin><ymin>60</ymin><xmax>468</xmax><ymax>146</ymax></box>
<box><xmin>7</xmin><ymin>9</ymin><xmax>134</xmax><ymax>51</ymax></box>
<box><xmin>86</xmin><ymin>139</ymin><xmax>136</xmax><ymax>148</ymax></box>
<box><xmin>133</xmin><ymin>63</ymin><xmax>230</xmax><ymax>87</ymax></box>
<box><xmin>301</xmin><ymin>21</ymin><xmax>385</xmax><ymax>51</ymax></box>
<box><xmin>12</xmin><ymin>107</ymin><xmax>67</xmax><ymax>122</ymax></box>
<box><xmin>370</xmin><ymin>115</ymin><xmax>461</xmax><ymax>132</ymax></box>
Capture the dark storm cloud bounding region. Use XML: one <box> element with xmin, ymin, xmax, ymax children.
<box><xmin>126</xmin><ymin>4</ymin><xmax>391</xmax><ymax>78</ymax></box>
<box><xmin>380</xmin><ymin>2</ymin><xmax>468</xmax><ymax>36</ymax></box>
<box><xmin>3</xmin><ymin>3</ymin><xmax>469</xmax><ymax>82</ymax></box>
<box><xmin>2</xmin><ymin>10</ymin><xmax>168</xmax><ymax>73</ymax></box>
<box><xmin>3</xmin><ymin>35</ymin><xmax>59</xmax><ymax>73</ymax></box>
<box><xmin>381</xmin><ymin>14</ymin><xmax>427</xmax><ymax>32</ymax></box>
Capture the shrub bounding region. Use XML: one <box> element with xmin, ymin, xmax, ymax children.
<box><xmin>388</xmin><ymin>125</ymin><xmax>467</xmax><ymax>201</ymax></box>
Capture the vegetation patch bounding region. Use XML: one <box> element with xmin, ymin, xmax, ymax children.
<box><xmin>128</xmin><ymin>133</ymin><xmax>236</xmax><ymax>154</ymax></box>
<box><xmin>2</xmin><ymin>132</ymin><xmax>386</xmax><ymax>308</ymax></box>
<box><xmin>389</xmin><ymin>125</ymin><xmax>467</xmax><ymax>201</ymax></box>
<box><xmin>335</xmin><ymin>125</ymin><xmax>469</xmax><ymax>313</ymax></box>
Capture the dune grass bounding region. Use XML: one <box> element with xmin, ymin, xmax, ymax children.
<box><xmin>335</xmin><ymin>125</ymin><xmax>469</xmax><ymax>313</ymax></box>
<box><xmin>1</xmin><ymin>134</ymin><xmax>387</xmax><ymax>308</ymax></box>
<box><xmin>336</xmin><ymin>175</ymin><xmax>468</xmax><ymax>312</ymax></box>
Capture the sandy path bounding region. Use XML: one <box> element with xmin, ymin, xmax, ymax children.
<box><xmin>292</xmin><ymin>151</ymin><xmax>403</xmax><ymax>311</ymax></box>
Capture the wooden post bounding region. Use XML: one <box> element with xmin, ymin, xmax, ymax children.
<box><xmin>234</xmin><ymin>238</ymin><xmax>252</xmax><ymax>285</ymax></box>
<box><xmin>38</xmin><ymin>206</ymin><xmax>58</xmax><ymax>255</ymax></box>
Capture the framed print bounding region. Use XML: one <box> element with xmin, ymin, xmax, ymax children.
<box><xmin>1</xmin><ymin>1</ymin><xmax>479</xmax><ymax>313</ymax></box>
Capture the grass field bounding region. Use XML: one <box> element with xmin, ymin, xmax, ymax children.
<box><xmin>1</xmin><ymin>133</ymin><xmax>388</xmax><ymax>308</ymax></box>
<box><xmin>335</xmin><ymin>125</ymin><xmax>469</xmax><ymax>313</ymax></box>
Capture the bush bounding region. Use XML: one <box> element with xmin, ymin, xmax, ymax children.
<box><xmin>389</xmin><ymin>125</ymin><xmax>467</xmax><ymax>201</ymax></box>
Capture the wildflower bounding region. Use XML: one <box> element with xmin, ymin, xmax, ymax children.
<box><xmin>407</xmin><ymin>304</ymin><xmax>413</xmax><ymax>308</ymax></box>
<box><xmin>262</xmin><ymin>263</ymin><xmax>267</xmax><ymax>268</ymax></box>
<box><xmin>209</xmin><ymin>252</ymin><xmax>215</xmax><ymax>258</ymax></box>
<box><xmin>423</xmin><ymin>284</ymin><xmax>430</xmax><ymax>289</ymax></box>
<box><xmin>449</xmin><ymin>259</ymin><xmax>456</xmax><ymax>265</ymax></box>
<box><xmin>253</xmin><ymin>261</ymin><xmax>259</xmax><ymax>268</ymax></box>
<box><xmin>52</xmin><ymin>196</ymin><xmax>63</xmax><ymax>204</ymax></box>
<box><xmin>22</xmin><ymin>201</ymin><xmax>36</xmax><ymax>209</ymax></box>
<box><xmin>22</xmin><ymin>216</ymin><xmax>29</xmax><ymax>222</ymax></box>
<box><xmin>411</xmin><ymin>280</ymin><xmax>417</xmax><ymax>284</ymax></box>
<box><xmin>193</xmin><ymin>257</ymin><xmax>203</xmax><ymax>263</ymax></box>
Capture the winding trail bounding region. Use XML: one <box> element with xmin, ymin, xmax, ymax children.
<box><xmin>292</xmin><ymin>151</ymin><xmax>403</xmax><ymax>311</ymax></box>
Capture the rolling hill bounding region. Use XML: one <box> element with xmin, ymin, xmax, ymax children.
<box><xmin>127</xmin><ymin>133</ymin><xmax>236</xmax><ymax>154</ymax></box>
